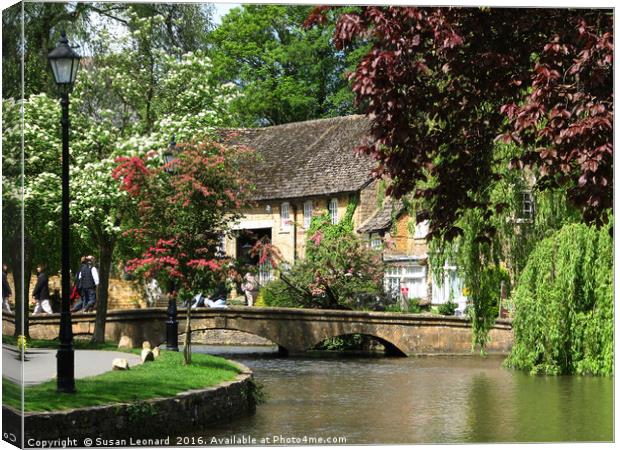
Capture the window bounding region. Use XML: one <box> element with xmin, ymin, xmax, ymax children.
<box><xmin>216</xmin><ymin>235</ymin><xmax>226</xmax><ymax>257</ymax></box>
<box><xmin>520</xmin><ymin>191</ymin><xmax>534</xmax><ymax>221</ymax></box>
<box><xmin>384</xmin><ymin>264</ymin><xmax>427</xmax><ymax>300</ymax></box>
<box><xmin>432</xmin><ymin>265</ymin><xmax>466</xmax><ymax>304</ymax></box>
<box><xmin>280</xmin><ymin>202</ymin><xmax>291</xmax><ymax>232</ymax></box>
<box><xmin>329</xmin><ymin>198</ymin><xmax>339</xmax><ymax>225</ymax></box>
<box><xmin>370</xmin><ymin>233</ymin><xmax>383</xmax><ymax>250</ymax></box>
<box><xmin>258</xmin><ymin>261</ymin><xmax>273</xmax><ymax>286</ymax></box>
<box><xmin>303</xmin><ymin>200</ymin><xmax>313</xmax><ymax>228</ymax></box>
<box><xmin>414</xmin><ymin>220</ymin><xmax>429</xmax><ymax>239</ymax></box>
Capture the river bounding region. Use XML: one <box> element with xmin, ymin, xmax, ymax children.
<box><xmin>191</xmin><ymin>345</ymin><xmax>613</xmax><ymax>444</ymax></box>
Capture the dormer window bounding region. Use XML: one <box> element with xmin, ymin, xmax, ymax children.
<box><xmin>281</xmin><ymin>202</ymin><xmax>291</xmax><ymax>232</ymax></box>
<box><xmin>329</xmin><ymin>198</ymin><xmax>339</xmax><ymax>225</ymax></box>
<box><xmin>303</xmin><ymin>200</ymin><xmax>313</xmax><ymax>228</ymax></box>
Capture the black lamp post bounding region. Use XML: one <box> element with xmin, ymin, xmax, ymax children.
<box><xmin>48</xmin><ymin>31</ymin><xmax>80</xmax><ymax>393</ymax></box>
<box><xmin>163</xmin><ymin>136</ymin><xmax>179</xmax><ymax>351</ymax></box>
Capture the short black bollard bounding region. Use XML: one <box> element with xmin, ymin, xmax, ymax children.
<box><xmin>166</xmin><ymin>297</ymin><xmax>179</xmax><ymax>351</ymax></box>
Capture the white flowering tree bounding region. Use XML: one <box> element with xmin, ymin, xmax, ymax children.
<box><xmin>2</xmin><ymin>94</ymin><xmax>63</xmax><ymax>337</ymax></box>
<box><xmin>2</xmin><ymin>13</ymin><xmax>241</xmax><ymax>342</ymax></box>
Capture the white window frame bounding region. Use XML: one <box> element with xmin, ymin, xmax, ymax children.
<box><xmin>280</xmin><ymin>202</ymin><xmax>291</xmax><ymax>232</ymax></box>
<box><xmin>519</xmin><ymin>191</ymin><xmax>534</xmax><ymax>222</ymax></box>
<box><xmin>384</xmin><ymin>264</ymin><xmax>427</xmax><ymax>300</ymax></box>
<box><xmin>370</xmin><ymin>233</ymin><xmax>383</xmax><ymax>250</ymax></box>
<box><xmin>329</xmin><ymin>198</ymin><xmax>339</xmax><ymax>225</ymax></box>
<box><xmin>303</xmin><ymin>200</ymin><xmax>313</xmax><ymax>229</ymax></box>
<box><xmin>414</xmin><ymin>220</ymin><xmax>429</xmax><ymax>239</ymax></box>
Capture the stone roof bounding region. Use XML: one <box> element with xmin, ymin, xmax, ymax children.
<box><xmin>358</xmin><ymin>198</ymin><xmax>404</xmax><ymax>233</ymax></box>
<box><xmin>223</xmin><ymin>115</ymin><xmax>376</xmax><ymax>201</ymax></box>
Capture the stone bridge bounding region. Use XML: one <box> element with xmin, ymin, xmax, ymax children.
<box><xmin>2</xmin><ymin>307</ymin><xmax>513</xmax><ymax>356</ymax></box>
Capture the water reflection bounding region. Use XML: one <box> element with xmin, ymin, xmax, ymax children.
<box><xmin>191</xmin><ymin>346</ymin><xmax>612</xmax><ymax>444</ymax></box>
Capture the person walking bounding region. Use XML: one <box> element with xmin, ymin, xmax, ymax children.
<box><xmin>74</xmin><ymin>255</ymin><xmax>99</xmax><ymax>312</ymax></box>
<box><xmin>32</xmin><ymin>265</ymin><xmax>53</xmax><ymax>315</ymax></box>
<box><xmin>2</xmin><ymin>264</ymin><xmax>12</xmax><ymax>312</ymax></box>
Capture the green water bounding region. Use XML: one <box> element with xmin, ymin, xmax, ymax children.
<box><xmin>197</xmin><ymin>351</ymin><xmax>613</xmax><ymax>444</ymax></box>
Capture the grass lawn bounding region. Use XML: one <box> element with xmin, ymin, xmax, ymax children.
<box><xmin>2</xmin><ymin>335</ymin><xmax>119</xmax><ymax>351</ymax></box>
<box><xmin>2</xmin><ymin>350</ymin><xmax>241</xmax><ymax>412</ymax></box>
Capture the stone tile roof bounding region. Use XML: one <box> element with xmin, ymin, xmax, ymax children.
<box><xmin>358</xmin><ymin>198</ymin><xmax>404</xmax><ymax>233</ymax></box>
<box><xmin>223</xmin><ymin>115</ymin><xmax>376</xmax><ymax>201</ymax></box>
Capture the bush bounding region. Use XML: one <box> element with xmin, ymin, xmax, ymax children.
<box><xmin>259</xmin><ymin>279</ymin><xmax>300</xmax><ymax>308</ymax></box>
<box><xmin>504</xmin><ymin>221</ymin><xmax>613</xmax><ymax>376</ymax></box>
<box><xmin>384</xmin><ymin>298</ymin><xmax>422</xmax><ymax>313</ymax></box>
<box><xmin>438</xmin><ymin>301</ymin><xmax>457</xmax><ymax>316</ymax></box>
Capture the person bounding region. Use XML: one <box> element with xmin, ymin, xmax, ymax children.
<box><xmin>73</xmin><ymin>255</ymin><xmax>99</xmax><ymax>312</ymax></box>
<box><xmin>144</xmin><ymin>277</ymin><xmax>162</xmax><ymax>308</ymax></box>
<box><xmin>50</xmin><ymin>288</ymin><xmax>61</xmax><ymax>313</ymax></box>
<box><xmin>32</xmin><ymin>265</ymin><xmax>53</xmax><ymax>315</ymax></box>
<box><xmin>241</xmin><ymin>272</ymin><xmax>258</xmax><ymax>307</ymax></box>
<box><xmin>2</xmin><ymin>264</ymin><xmax>12</xmax><ymax>312</ymax></box>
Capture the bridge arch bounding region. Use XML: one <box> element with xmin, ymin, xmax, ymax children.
<box><xmin>309</xmin><ymin>332</ymin><xmax>407</xmax><ymax>357</ymax></box>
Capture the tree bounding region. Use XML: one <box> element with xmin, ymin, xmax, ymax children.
<box><xmin>2</xmin><ymin>2</ymin><xmax>214</xmax><ymax>99</ymax></box>
<box><xmin>306</xmin><ymin>7</ymin><xmax>612</xmax><ymax>351</ymax></box>
<box><xmin>505</xmin><ymin>221</ymin><xmax>613</xmax><ymax>375</ymax></box>
<box><xmin>113</xmin><ymin>140</ymin><xmax>255</xmax><ymax>363</ymax></box>
<box><xmin>2</xmin><ymin>94</ymin><xmax>65</xmax><ymax>336</ymax></box>
<box><xmin>306</xmin><ymin>7</ymin><xmax>613</xmax><ymax>240</ymax></box>
<box><xmin>209</xmin><ymin>5</ymin><xmax>362</xmax><ymax>126</ymax></box>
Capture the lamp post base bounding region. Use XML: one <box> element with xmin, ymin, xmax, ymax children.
<box><xmin>56</xmin><ymin>343</ymin><xmax>75</xmax><ymax>393</ymax></box>
<box><xmin>166</xmin><ymin>298</ymin><xmax>179</xmax><ymax>351</ymax></box>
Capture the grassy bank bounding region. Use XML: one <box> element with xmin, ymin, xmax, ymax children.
<box><xmin>2</xmin><ymin>351</ymin><xmax>241</xmax><ymax>412</ymax></box>
<box><xmin>2</xmin><ymin>335</ymin><xmax>120</xmax><ymax>351</ymax></box>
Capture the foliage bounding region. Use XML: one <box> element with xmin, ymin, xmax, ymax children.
<box><xmin>384</xmin><ymin>300</ymin><xmax>422</xmax><ymax>314</ymax></box>
<box><xmin>505</xmin><ymin>221</ymin><xmax>613</xmax><ymax>376</ymax></box>
<box><xmin>2</xmin><ymin>351</ymin><xmax>240</xmax><ymax>412</ymax></box>
<box><xmin>244</xmin><ymin>378</ymin><xmax>266</xmax><ymax>405</ymax></box>
<box><xmin>2</xmin><ymin>2</ymin><xmax>214</xmax><ymax>99</ymax></box>
<box><xmin>438</xmin><ymin>301</ymin><xmax>457</xmax><ymax>316</ymax></box>
<box><xmin>209</xmin><ymin>5</ymin><xmax>363</xmax><ymax>126</ymax></box>
<box><xmin>306</xmin><ymin>7</ymin><xmax>613</xmax><ymax>239</ymax></box>
<box><xmin>314</xmin><ymin>334</ymin><xmax>366</xmax><ymax>352</ymax></box>
<box><xmin>258</xmin><ymin>279</ymin><xmax>299</xmax><ymax>308</ymax></box>
<box><xmin>114</xmin><ymin>140</ymin><xmax>254</xmax><ymax>298</ymax></box>
<box><xmin>125</xmin><ymin>399</ymin><xmax>157</xmax><ymax>424</ymax></box>
<box><xmin>253</xmin><ymin>202</ymin><xmax>383</xmax><ymax>310</ymax></box>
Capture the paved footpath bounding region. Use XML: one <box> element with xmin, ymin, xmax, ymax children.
<box><xmin>2</xmin><ymin>346</ymin><xmax>142</xmax><ymax>385</ymax></box>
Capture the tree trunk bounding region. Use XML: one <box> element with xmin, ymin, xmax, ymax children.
<box><xmin>183</xmin><ymin>302</ymin><xmax>192</xmax><ymax>365</ymax></box>
<box><xmin>12</xmin><ymin>236</ymin><xmax>32</xmax><ymax>338</ymax></box>
<box><xmin>91</xmin><ymin>238</ymin><xmax>115</xmax><ymax>344</ymax></box>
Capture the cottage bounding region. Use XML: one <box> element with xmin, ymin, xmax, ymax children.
<box><xmin>223</xmin><ymin>115</ymin><xmax>465</xmax><ymax>307</ymax></box>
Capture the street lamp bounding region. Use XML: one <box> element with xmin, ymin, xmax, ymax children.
<box><xmin>48</xmin><ymin>31</ymin><xmax>80</xmax><ymax>393</ymax></box>
<box><xmin>163</xmin><ymin>135</ymin><xmax>179</xmax><ymax>351</ymax></box>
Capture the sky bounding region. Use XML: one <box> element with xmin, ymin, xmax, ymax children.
<box><xmin>213</xmin><ymin>2</ymin><xmax>241</xmax><ymax>24</ymax></box>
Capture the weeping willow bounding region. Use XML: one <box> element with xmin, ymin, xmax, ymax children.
<box><xmin>504</xmin><ymin>220</ymin><xmax>613</xmax><ymax>375</ymax></box>
<box><xmin>429</xmin><ymin>143</ymin><xmax>582</xmax><ymax>352</ymax></box>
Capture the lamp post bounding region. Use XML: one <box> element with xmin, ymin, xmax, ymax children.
<box><xmin>163</xmin><ymin>136</ymin><xmax>179</xmax><ymax>351</ymax></box>
<box><xmin>48</xmin><ymin>31</ymin><xmax>80</xmax><ymax>393</ymax></box>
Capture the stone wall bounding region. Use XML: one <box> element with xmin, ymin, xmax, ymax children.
<box><xmin>5</xmin><ymin>274</ymin><xmax>146</xmax><ymax>311</ymax></box>
<box><xmin>190</xmin><ymin>329</ymin><xmax>273</xmax><ymax>346</ymax></box>
<box><xmin>2</xmin><ymin>362</ymin><xmax>256</xmax><ymax>448</ymax></box>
